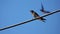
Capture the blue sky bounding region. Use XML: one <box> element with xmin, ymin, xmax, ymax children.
<box><xmin>0</xmin><ymin>0</ymin><xmax>60</xmax><ymax>34</ymax></box>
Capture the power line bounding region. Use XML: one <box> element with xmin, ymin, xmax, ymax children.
<box><xmin>0</xmin><ymin>10</ymin><xmax>60</xmax><ymax>31</ymax></box>
<box><xmin>0</xmin><ymin>18</ymin><xmax>37</xmax><ymax>31</ymax></box>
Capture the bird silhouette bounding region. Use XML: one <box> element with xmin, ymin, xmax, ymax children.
<box><xmin>30</xmin><ymin>10</ymin><xmax>46</xmax><ymax>22</ymax></box>
<box><xmin>40</xmin><ymin>3</ymin><xmax>50</xmax><ymax>14</ymax></box>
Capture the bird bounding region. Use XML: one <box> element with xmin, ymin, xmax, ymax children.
<box><xmin>30</xmin><ymin>10</ymin><xmax>46</xmax><ymax>22</ymax></box>
<box><xmin>40</xmin><ymin>3</ymin><xmax>50</xmax><ymax>14</ymax></box>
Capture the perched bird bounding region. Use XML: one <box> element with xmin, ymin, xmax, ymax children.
<box><xmin>30</xmin><ymin>10</ymin><xmax>46</xmax><ymax>22</ymax></box>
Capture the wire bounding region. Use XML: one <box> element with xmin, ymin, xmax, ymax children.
<box><xmin>0</xmin><ymin>18</ymin><xmax>37</xmax><ymax>31</ymax></box>
<box><xmin>0</xmin><ymin>10</ymin><xmax>60</xmax><ymax>31</ymax></box>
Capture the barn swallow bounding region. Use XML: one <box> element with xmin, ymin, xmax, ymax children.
<box><xmin>40</xmin><ymin>3</ymin><xmax>50</xmax><ymax>14</ymax></box>
<box><xmin>30</xmin><ymin>10</ymin><xmax>46</xmax><ymax>22</ymax></box>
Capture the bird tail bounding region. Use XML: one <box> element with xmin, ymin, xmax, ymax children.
<box><xmin>39</xmin><ymin>18</ymin><xmax>46</xmax><ymax>22</ymax></box>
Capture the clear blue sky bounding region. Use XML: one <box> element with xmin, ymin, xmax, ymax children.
<box><xmin>0</xmin><ymin>0</ymin><xmax>60</xmax><ymax>34</ymax></box>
